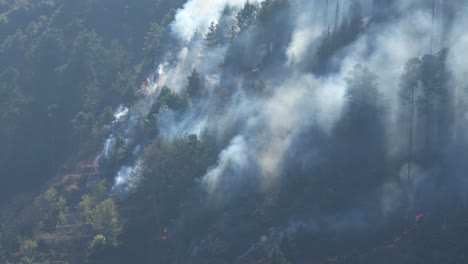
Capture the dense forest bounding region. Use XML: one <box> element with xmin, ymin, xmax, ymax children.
<box><xmin>1</xmin><ymin>0</ymin><xmax>468</xmax><ymax>263</ymax></box>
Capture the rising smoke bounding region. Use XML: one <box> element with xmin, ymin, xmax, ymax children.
<box><xmin>90</xmin><ymin>1</ymin><xmax>468</xmax><ymax>257</ymax></box>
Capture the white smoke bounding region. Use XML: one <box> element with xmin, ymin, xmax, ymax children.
<box><xmin>97</xmin><ymin>0</ymin><xmax>468</xmax><ymax>214</ymax></box>
<box><xmin>381</xmin><ymin>181</ymin><xmax>404</xmax><ymax>216</ymax></box>
<box><xmin>100</xmin><ymin>0</ymin><xmax>254</xmax><ymax>192</ymax></box>
<box><xmin>114</xmin><ymin>105</ymin><xmax>129</xmax><ymax>122</ymax></box>
<box><xmin>447</xmin><ymin>1</ymin><xmax>468</xmax><ymax>141</ymax></box>
<box><xmin>171</xmin><ymin>0</ymin><xmax>263</xmax><ymax>41</ymax></box>
<box><xmin>112</xmin><ymin>160</ymin><xmax>143</xmax><ymax>194</ymax></box>
<box><xmin>86</xmin><ymin>0</ymin><xmax>468</xmax><ymax>261</ymax></box>
<box><xmin>202</xmin><ymin>135</ymin><xmax>249</xmax><ymax>194</ymax></box>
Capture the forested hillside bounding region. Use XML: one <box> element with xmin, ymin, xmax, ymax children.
<box><xmin>1</xmin><ymin>0</ymin><xmax>468</xmax><ymax>263</ymax></box>
<box><xmin>0</xmin><ymin>0</ymin><xmax>186</xmax><ymax>200</ymax></box>
<box><xmin>0</xmin><ymin>0</ymin><xmax>186</xmax><ymax>262</ymax></box>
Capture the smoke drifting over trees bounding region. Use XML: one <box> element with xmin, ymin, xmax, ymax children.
<box><xmin>1</xmin><ymin>0</ymin><xmax>468</xmax><ymax>263</ymax></box>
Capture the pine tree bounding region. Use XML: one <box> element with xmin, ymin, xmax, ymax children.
<box><xmin>186</xmin><ymin>70</ymin><xmax>203</xmax><ymax>99</ymax></box>
<box><xmin>236</xmin><ymin>1</ymin><xmax>258</xmax><ymax>32</ymax></box>
<box><xmin>204</xmin><ymin>21</ymin><xmax>225</xmax><ymax>47</ymax></box>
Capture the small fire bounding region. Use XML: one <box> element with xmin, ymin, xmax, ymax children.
<box><xmin>306</xmin><ymin>211</ymin><xmax>458</xmax><ymax>263</ymax></box>
<box><xmin>161</xmin><ymin>226</ymin><xmax>169</xmax><ymax>240</ymax></box>
<box><xmin>77</xmin><ymin>159</ymin><xmax>99</xmax><ymax>174</ymax></box>
<box><xmin>415</xmin><ymin>213</ymin><xmax>424</xmax><ymax>222</ymax></box>
<box><xmin>136</xmin><ymin>78</ymin><xmax>151</xmax><ymax>97</ymax></box>
<box><xmin>387</xmin><ymin>227</ymin><xmax>416</xmax><ymax>249</ymax></box>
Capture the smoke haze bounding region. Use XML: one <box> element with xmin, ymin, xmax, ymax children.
<box><xmin>83</xmin><ymin>0</ymin><xmax>468</xmax><ymax>261</ymax></box>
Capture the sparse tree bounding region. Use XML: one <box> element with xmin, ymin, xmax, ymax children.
<box><xmin>18</xmin><ymin>237</ymin><xmax>37</xmax><ymax>264</ymax></box>
<box><xmin>186</xmin><ymin>70</ymin><xmax>203</xmax><ymax>99</ymax></box>
<box><xmin>91</xmin><ymin>199</ymin><xmax>122</xmax><ymax>246</ymax></box>
<box><xmin>34</xmin><ymin>188</ymin><xmax>67</xmax><ymax>228</ymax></box>
<box><xmin>142</xmin><ymin>22</ymin><xmax>164</xmax><ymax>72</ymax></box>
<box><xmin>79</xmin><ymin>195</ymin><xmax>96</xmax><ymax>224</ymax></box>
<box><xmin>236</xmin><ymin>1</ymin><xmax>258</xmax><ymax>32</ymax></box>
<box><xmin>0</xmin><ymin>67</ymin><xmax>28</xmax><ymax>136</ymax></box>
<box><xmin>329</xmin><ymin>64</ymin><xmax>386</xmax><ymax>195</ymax></box>
<box><xmin>204</xmin><ymin>21</ymin><xmax>225</xmax><ymax>47</ymax></box>
<box><xmin>400</xmin><ymin>50</ymin><xmax>453</xmax><ymax>158</ymax></box>
<box><xmin>72</xmin><ymin>111</ymin><xmax>95</xmax><ymax>142</ymax></box>
<box><xmin>89</xmin><ymin>234</ymin><xmax>107</xmax><ymax>250</ymax></box>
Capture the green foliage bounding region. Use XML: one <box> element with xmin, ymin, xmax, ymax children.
<box><xmin>21</xmin><ymin>256</ymin><xmax>33</xmax><ymax>264</ymax></box>
<box><xmin>0</xmin><ymin>0</ymin><xmax>187</xmax><ymax>200</ymax></box>
<box><xmin>62</xmin><ymin>30</ymin><xmax>134</xmax><ymax>114</ymax></box>
<box><xmin>111</xmin><ymin>68</ymin><xmax>136</xmax><ymax>105</ymax></box>
<box><xmin>27</xmin><ymin>27</ymin><xmax>65</xmax><ymax>67</ymax></box>
<box><xmin>0</xmin><ymin>1</ymin><xmax>189</xmax><ymax>262</ymax></box>
<box><xmin>89</xmin><ymin>106</ymin><xmax>115</xmax><ymax>141</ymax></box>
<box><xmin>400</xmin><ymin>49</ymin><xmax>451</xmax><ymax>113</ymax></box>
<box><xmin>78</xmin><ymin>194</ymin><xmax>123</xmax><ymax>248</ymax></box>
<box><xmin>139</xmin><ymin>134</ymin><xmax>216</xmax><ymax>223</ymax></box>
<box><xmin>90</xmin><ymin>179</ymin><xmax>111</xmax><ymax>201</ymax></box>
<box><xmin>236</xmin><ymin>1</ymin><xmax>258</xmax><ymax>32</ymax></box>
<box><xmin>90</xmin><ymin>199</ymin><xmax>122</xmax><ymax>246</ymax></box>
<box><xmin>0</xmin><ymin>196</ymin><xmax>32</xmax><ymax>254</ymax></box>
<box><xmin>341</xmin><ymin>64</ymin><xmax>383</xmax><ymax>142</ymax></box>
<box><xmin>73</xmin><ymin>112</ymin><xmax>95</xmax><ymax>140</ymax></box>
<box><xmin>204</xmin><ymin>21</ymin><xmax>225</xmax><ymax>47</ymax></box>
<box><xmin>89</xmin><ymin>234</ymin><xmax>107</xmax><ymax>250</ymax></box>
<box><xmin>345</xmin><ymin>64</ymin><xmax>380</xmax><ymax>106</ymax></box>
<box><xmin>186</xmin><ymin>69</ymin><xmax>203</xmax><ymax>99</ymax></box>
<box><xmin>77</xmin><ymin>180</ymin><xmax>111</xmax><ymax>225</ymax></box>
<box><xmin>57</xmin><ymin>208</ymin><xmax>69</xmax><ymax>226</ymax></box>
<box><xmin>145</xmin><ymin>86</ymin><xmax>188</xmax><ymax>137</ymax></box>
<box><xmin>157</xmin><ymin>86</ymin><xmax>189</xmax><ymax>113</ymax></box>
<box><xmin>340</xmin><ymin>64</ymin><xmax>382</xmax><ymax>133</ymax></box>
<box><xmin>0</xmin><ymin>68</ymin><xmax>28</xmax><ymax>128</ymax></box>
<box><xmin>79</xmin><ymin>194</ymin><xmax>96</xmax><ymax>224</ymax></box>
<box><xmin>399</xmin><ymin>49</ymin><xmax>453</xmax><ymax>156</ymax></box>
<box><xmin>311</xmin><ymin>18</ymin><xmax>362</xmax><ymax>74</ymax></box>
<box><xmin>142</xmin><ymin>22</ymin><xmax>163</xmax><ymax>71</ymax></box>
<box><xmin>35</xmin><ymin>188</ymin><xmax>66</xmax><ymax>212</ymax></box>
<box><xmin>257</xmin><ymin>0</ymin><xmax>291</xmax><ymax>23</ymax></box>
<box><xmin>34</xmin><ymin>188</ymin><xmax>67</xmax><ymax>228</ymax></box>
<box><xmin>18</xmin><ymin>237</ymin><xmax>37</xmax><ymax>261</ymax></box>
<box><xmin>327</xmin><ymin>64</ymin><xmax>387</xmax><ymax>196</ymax></box>
<box><xmin>98</xmin><ymin>106</ymin><xmax>115</xmax><ymax>125</ymax></box>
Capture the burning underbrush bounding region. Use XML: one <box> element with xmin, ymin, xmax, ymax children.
<box><xmin>237</xmin><ymin>210</ymin><xmax>468</xmax><ymax>264</ymax></box>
